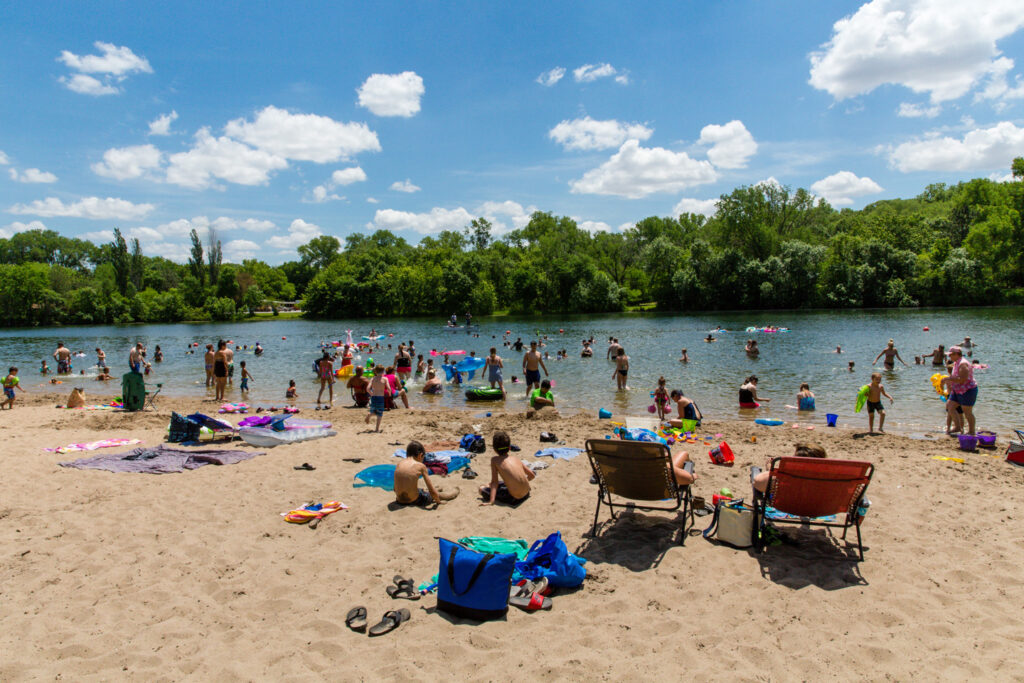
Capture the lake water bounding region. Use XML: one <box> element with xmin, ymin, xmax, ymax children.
<box><xmin>3</xmin><ymin>308</ymin><xmax>1020</xmax><ymax>436</ymax></box>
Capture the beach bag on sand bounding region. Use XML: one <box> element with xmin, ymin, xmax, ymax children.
<box><xmin>437</xmin><ymin>538</ymin><xmax>516</xmax><ymax>621</ymax></box>
<box><xmin>459</xmin><ymin>433</ymin><xmax>486</xmax><ymax>453</ymax></box>
<box><xmin>702</xmin><ymin>500</ymin><xmax>754</xmax><ymax>549</ymax></box>
<box><xmin>66</xmin><ymin>387</ymin><xmax>85</xmax><ymax>409</ymax></box>
<box><xmin>167</xmin><ymin>412</ymin><xmax>201</xmax><ymax>443</ymax></box>
<box><xmin>515</xmin><ymin>531</ymin><xmax>587</xmax><ymax>588</ymax></box>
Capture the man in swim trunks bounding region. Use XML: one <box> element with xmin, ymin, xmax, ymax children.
<box><xmin>53</xmin><ymin>342</ymin><xmax>72</xmax><ymax>374</ymax></box>
<box><xmin>873</xmin><ymin>339</ymin><xmax>907</xmax><ymax>369</ymax></box>
<box><xmin>513</xmin><ymin>337</ymin><xmax>524</xmax><ymax>352</ymax></box>
<box><xmin>213</xmin><ymin>341</ymin><xmax>229</xmax><ymax>401</ymax></box>
<box><xmin>394</xmin><ymin>441</ymin><xmax>459</xmax><ymax>508</ymax></box>
<box><xmin>129</xmin><ymin>343</ymin><xmax>144</xmax><ymax>374</ymax></box>
<box><xmin>421</xmin><ymin>369</ymin><xmax>443</xmax><ymax>394</ymax></box>
<box><xmin>522</xmin><ymin>341</ymin><xmax>548</xmax><ymax>397</ymax></box>
<box><xmin>346</xmin><ymin>366</ymin><xmax>371</xmax><ymax>406</ymax></box>
<box><xmin>316</xmin><ymin>351</ymin><xmax>335</xmax><ymax>405</ymax></box>
<box><xmin>394</xmin><ymin>344</ymin><xmax>413</xmax><ymax>382</ymax></box>
<box><xmin>95</xmin><ymin>347</ymin><xmax>106</xmax><ymax>367</ymax></box>
<box><xmin>606</xmin><ymin>338</ymin><xmax>622</xmax><ymax>360</ymax></box>
<box><xmin>225</xmin><ymin>344</ymin><xmax>235</xmax><ymax>385</ymax></box>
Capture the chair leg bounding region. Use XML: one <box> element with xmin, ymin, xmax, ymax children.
<box><xmin>591</xmin><ymin>496</ymin><xmax>602</xmax><ymax>536</ymax></box>
<box><xmin>855</xmin><ymin>523</ymin><xmax>864</xmax><ymax>561</ymax></box>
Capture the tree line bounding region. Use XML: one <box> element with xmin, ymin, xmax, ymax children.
<box><xmin>2</xmin><ymin>163</ymin><xmax>1023</xmax><ymax>327</ymax></box>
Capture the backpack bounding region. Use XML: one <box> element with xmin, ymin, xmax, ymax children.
<box><xmin>436</xmin><ymin>538</ymin><xmax>516</xmax><ymax>620</ymax></box>
<box><xmin>514</xmin><ymin>531</ymin><xmax>587</xmax><ymax>588</ymax></box>
<box><xmin>460</xmin><ymin>433</ymin><xmax>486</xmax><ymax>453</ymax></box>
<box><xmin>167</xmin><ymin>412</ymin><xmax>201</xmax><ymax>443</ymax></box>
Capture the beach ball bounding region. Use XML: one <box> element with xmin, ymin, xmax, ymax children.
<box><xmin>923</xmin><ymin>327</ymin><xmax>929</xmax><ymax>331</ymax></box>
<box><xmin>282</xmin><ymin>336</ymin><xmax>287</xmax><ymax>340</ymax></box>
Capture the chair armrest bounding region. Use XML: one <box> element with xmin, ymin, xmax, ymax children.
<box><xmin>750</xmin><ymin>466</ymin><xmax>761</xmax><ymax>484</ymax></box>
<box><xmin>684</xmin><ymin>461</ymin><xmax>694</xmax><ymax>474</ymax></box>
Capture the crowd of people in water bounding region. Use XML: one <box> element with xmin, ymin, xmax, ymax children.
<box><xmin>2</xmin><ymin>325</ymin><xmax>984</xmax><ymax>439</ymax></box>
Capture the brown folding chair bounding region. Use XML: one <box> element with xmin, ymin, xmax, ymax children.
<box><xmin>585</xmin><ymin>438</ymin><xmax>695</xmax><ymax>544</ymax></box>
<box><xmin>751</xmin><ymin>457</ymin><xmax>874</xmax><ymax>560</ymax></box>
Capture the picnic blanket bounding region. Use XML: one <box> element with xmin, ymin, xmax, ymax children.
<box><xmin>45</xmin><ymin>438</ymin><xmax>141</xmax><ymax>454</ymax></box>
<box><xmin>534</xmin><ymin>447</ymin><xmax>584</xmax><ymax>460</ymax></box>
<box><xmin>59</xmin><ymin>445</ymin><xmax>265</xmax><ymax>474</ymax></box>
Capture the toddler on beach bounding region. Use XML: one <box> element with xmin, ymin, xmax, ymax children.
<box><xmin>3</xmin><ymin>367</ymin><xmax>24</xmax><ymax>409</ymax></box>
<box><xmin>240</xmin><ymin>361</ymin><xmax>253</xmax><ymax>393</ymax></box>
<box><xmin>653</xmin><ymin>376</ymin><xmax>669</xmax><ymax>420</ymax></box>
<box><xmin>866</xmin><ymin>372</ymin><xmax>894</xmax><ymax>433</ymax></box>
<box><xmin>393</xmin><ymin>440</ymin><xmax>460</xmax><ymax>508</ymax></box>
<box><xmin>286</xmin><ymin>379</ymin><xmax>298</xmax><ymax>399</ymax></box>
<box><xmin>480</xmin><ymin>430</ymin><xmax>533</xmax><ymax>506</ymax></box>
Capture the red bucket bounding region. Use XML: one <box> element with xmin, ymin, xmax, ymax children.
<box><xmin>708</xmin><ymin>441</ymin><xmax>735</xmax><ymax>466</ymax></box>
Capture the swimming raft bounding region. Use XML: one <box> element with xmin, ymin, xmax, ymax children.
<box><xmin>240</xmin><ymin>418</ymin><xmax>336</xmax><ymax>447</ymax></box>
<box><xmin>465</xmin><ymin>387</ymin><xmax>504</xmax><ymax>401</ymax></box>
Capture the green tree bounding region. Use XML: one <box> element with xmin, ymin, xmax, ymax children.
<box><xmin>189</xmin><ymin>229</ymin><xmax>206</xmax><ymax>286</ymax></box>
<box><xmin>298</xmin><ymin>235</ymin><xmax>341</xmax><ymax>271</ymax></box>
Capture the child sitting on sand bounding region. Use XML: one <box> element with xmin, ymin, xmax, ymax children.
<box><xmin>393</xmin><ymin>441</ymin><xmax>460</xmax><ymax>508</ymax></box>
<box><xmin>796</xmin><ymin>383</ymin><xmax>815</xmax><ymax>411</ymax></box>
<box><xmin>286</xmin><ymin>380</ymin><xmax>298</xmax><ymax>399</ymax></box>
<box><xmin>2</xmin><ymin>367</ymin><xmax>23</xmax><ymax>409</ymax></box>
<box><xmin>866</xmin><ymin>372</ymin><xmax>894</xmax><ymax>433</ymax></box>
<box><xmin>480</xmin><ymin>430</ymin><xmax>533</xmax><ymax>506</ymax></box>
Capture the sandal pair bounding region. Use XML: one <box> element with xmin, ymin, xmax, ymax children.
<box><xmin>509</xmin><ymin>577</ymin><xmax>552</xmax><ymax>611</ymax></box>
<box><xmin>345</xmin><ymin>606</ymin><xmax>410</xmax><ymax>636</ymax></box>
<box><xmin>386</xmin><ymin>575</ymin><xmax>420</xmax><ymax>600</ymax></box>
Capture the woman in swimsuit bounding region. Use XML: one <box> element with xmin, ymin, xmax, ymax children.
<box><xmin>213</xmin><ymin>341</ymin><xmax>229</xmax><ymax>401</ymax></box>
<box><xmin>669</xmin><ymin>389</ymin><xmax>702</xmax><ymax>427</ymax></box>
<box><xmin>873</xmin><ymin>339</ymin><xmax>907</xmax><ymax>369</ymax></box>
<box><xmin>739</xmin><ymin>375</ymin><xmax>768</xmax><ymax>408</ymax></box>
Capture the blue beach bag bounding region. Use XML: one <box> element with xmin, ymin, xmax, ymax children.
<box><xmin>436</xmin><ymin>538</ymin><xmax>516</xmax><ymax>621</ymax></box>
<box><xmin>515</xmin><ymin>531</ymin><xmax>587</xmax><ymax>588</ymax></box>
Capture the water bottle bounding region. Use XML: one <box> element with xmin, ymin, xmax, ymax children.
<box><xmin>856</xmin><ymin>497</ymin><xmax>871</xmax><ymax>523</ymax></box>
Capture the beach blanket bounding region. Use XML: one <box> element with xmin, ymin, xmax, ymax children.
<box><xmin>764</xmin><ymin>506</ymin><xmax>837</xmax><ymax>523</ymax></box>
<box><xmin>59</xmin><ymin>445</ymin><xmax>264</xmax><ymax>474</ymax></box>
<box><xmin>239</xmin><ymin>415</ymin><xmax>273</xmax><ymax>428</ymax></box>
<box><xmin>67</xmin><ymin>402</ymin><xmax>123</xmax><ymax>410</ymax></box>
<box><xmin>390</xmin><ymin>449</ymin><xmax>470</xmax><ymax>472</ymax></box>
<box><xmin>45</xmin><ymin>438</ymin><xmax>141</xmax><ymax>454</ymax></box>
<box><xmin>534</xmin><ymin>447</ymin><xmax>584</xmax><ymax>460</ymax></box>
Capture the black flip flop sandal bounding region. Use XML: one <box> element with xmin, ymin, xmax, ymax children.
<box><xmin>368</xmin><ymin>608</ymin><xmax>410</xmax><ymax>636</ymax></box>
<box><xmin>462</xmin><ymin>468</ymin><xmax>478</xmax><ymax>479</ymax></box>
<box><xmin>345</xmin><ymin>606</ymin><xmax>367</xmax><ymax>632</ymax></box>
<box><xmin>386</xmin><ymin>580</ymin><xmax>420</xmax><ymax>600</ymax></box>
<box><xmin>294</xmin><ymin>463</ymin><xmax>316</xmax><ymax>471</ymax></box>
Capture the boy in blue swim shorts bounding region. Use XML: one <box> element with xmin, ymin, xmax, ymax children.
<box><xmin>3</xmin><ymin>367</ymin><xmax>23</xmax><ymax>409</ymax></box>
<box><xmin>364</xmin><ymin>365</ymin><xmax>390</xmax><ymax>432</ymax></box>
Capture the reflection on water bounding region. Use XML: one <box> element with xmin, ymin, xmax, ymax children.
<box><xmin>2</xmin><ymin>308</ymin><xmax>1020</xmax><ymax>436</ymax></box>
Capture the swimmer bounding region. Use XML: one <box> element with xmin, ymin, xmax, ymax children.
<box><xmin>705</xmin><ymin>334</ymin><xmax>716</xmax><ymax>343</ymax></box>
<box><xmin>679</xmin><ymin>348</ymin><xmax>689</xmax><ymax>363</ymax></box>
<box><xmin>745</xmin><ymin>339</ymin><xmax>759</xmax><ymax>357</ymax></box>
<box><xmin>835</xmin><ymin>345</ymin><xmax>842</xmax><ymax>354</ymax></box>
<box><xmin>40</xmin><ymin>360</ymin><xmax>51</xmax><ymax>375</ymax></box>
<box><xmin>873</xmin><ymin>339</ymin><xmax>907</xmax><ymax>369</ymax></box>
<box><xmin>613</xmin><ymin>348</ymin><xmax>629</xmax><ymax>390</ymax></box>
<box><xmin>848</xmin><ymin>360</ymin><xmax>855</xmax><ymax>372</ymax></box>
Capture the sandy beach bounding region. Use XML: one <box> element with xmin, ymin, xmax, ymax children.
<box><xmin>2</xmin><ymin>391</ymin><xmax>1023</xmax><ymax>681</ymax></box>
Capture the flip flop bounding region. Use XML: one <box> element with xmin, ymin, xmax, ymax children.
<box><xmin>368</xmin><ymin>608</ymin><xmax>410</xmax><ymax>636</ymax></box>
<box><xmin>294</xmin><ymin>463</ymin><xmax>316</xmax><ymax>471</ymax></box>
<box><xmin>510</xmin><ymin>592</ymin><xmax>552</xmax><ymax>611</ymax></box>
<box><xmin>343</xmin><ymin>458</ymin><xmax>364</xmax><ymax>463</ymax></box>
<box><xmin>462</xmin><ymin>468</ymin><xmax>478</xmax><ymax>479</ymax></box>
<box><xmin>386</xmin><ymin>579</ymin><xmax>420</xmax><ymax>600</ymax></box>
<box><xmin>345</xmin><ymin>606</ymin><xmax>367</xmax><ymax>632</ymax></box>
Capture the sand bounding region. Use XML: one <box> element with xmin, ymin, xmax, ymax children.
<box><xmin>1</xmin><ymin>391</ymin><xmax>1023</xmax><ymax>681</ymax></box>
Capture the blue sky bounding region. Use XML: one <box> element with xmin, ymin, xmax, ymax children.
<box><xmin>2</xmin><ymin>1</ymin><xmax>1024</xmax><ymax>264</ymax></box>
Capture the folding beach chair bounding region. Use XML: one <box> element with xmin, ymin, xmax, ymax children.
<box><xmin>145</xmin><ymin>382</ymin><xmax>162</xmax><ymax>411</ymax></box>
<box><xmin>585</xmin><ymin>439</ymin><xmax>695</xmax><ymax>543</ymax></box>
<box><xmin>751</xmin><ymin>457</ymin><xmax>874</xmax><ymax>561</ymax></box>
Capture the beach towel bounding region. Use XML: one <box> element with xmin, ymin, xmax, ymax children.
<box><xmin>533</xmin><ymin>447</ymin><xmax>584</xmax><ymax>460</ymax></box>
<box><xmin>59</xmin><ymin>445</ymin><xmax>264</xmax><ymax>474</ymax></box>
<box><xmin>390</xmin><ymin>449</ymin><xmax>470</xmax><ymax>473</ymax></box>
<box><xmin>282</xmin><ymin>500</ymin><xmax>347</xmax><ymax>523</ymax></box>
<box><xmin>186</xmin><ymin>413</ymin><xmax>234</xmax><ymax>432</ymax></box>
<box><xmin>238</xmin><ymin>415</ymin><xmax>274</xmax><ymax>428</ymax></box>
<box><xmin>45</xmin><ymin>438</ymin><xmax>141</xmax><ymax>454</ymax></box>
<box><xmin>764</xmin><ymin>506</ymin><xmax>837</xmax><ymax>523</ymax></box>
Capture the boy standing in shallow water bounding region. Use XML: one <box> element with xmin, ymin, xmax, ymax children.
<box><xmin>2</xmin><ymin>367</ymin><xmax>24</xmax><ymax>409</ymax></box>
<box><xmin>480</xmin><ymin>430</ymin><xmax>533</xmax><ymax>506</ymax></box>
<box><xmin>364</xmin><ymin>365</ymin><xmax>390</xmax><ymax>432</ymax></box>
<box><xmin>866</xmin><ymin>371</ymin><xmax>894</xmax><ymax>433</ymax></box>
<box><xmin>393</xmin><ymin>441</ymin><xmax>460</xmax><ymax>507</ymax></box>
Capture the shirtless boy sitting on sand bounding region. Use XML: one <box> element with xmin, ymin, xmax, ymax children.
<box><xmin>480</xmin><ymin>430</ymin><xmax>533</xmax><ymax>506</ymax></box>
<box><xmin>393</xmin><ymin>441</ymin><xmax>459</xmax><ymax>508</ymax></box>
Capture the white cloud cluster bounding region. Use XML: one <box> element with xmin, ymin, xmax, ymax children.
<box><xmin>0</xmin><ymin>220</ymin><xmax>46</xmax><ymax>239</ymax></box>
<box><xmin>225</xmin><ymin>105</ymin><xmax>380</xmax><ymax>162</ymax></box>
<box><xmin>672</xmin><ymin>197</ymin><xmax>719</xmax><ymax>217</ymax></box>
<box><xmin>697</xmin><ymin>120</ymin><xmax>758</xmax><ymax>169</ymax></box>
<box><xmin>368</xmin><ymin>200</ymin><xmax>538</xmax><ymax>235</ymax></box>
<box><xmin>887</xmin><ymin>120</ymin><xmax>1024</xmax><ymax>172</ymax></box>
<box><xmin>8</xmin><ymin>196</ymin><xmax>154</xmax><ymax>220</ymax></box>
<box><xmin>390</xmin><ymin>179</ymin><xmax>421</xmax><ymax>193</ymax></box>
<box><xmin>810</xmin><ymin>171</ymin><xmax>883</xmax><ymax>206</ymax></box>
<box><xmin>548</xmin><ymin>116</ymin><xmax>653</xmax><ymax>151</ymax></box>
<box><xmin>577</xmin><ymin>220</ymin><xmax>613</xmax><ymax>233</ymax></box>
<box><xmin>145</xmin><ymin>215</ymin><xmax>277</xmax><ymax>239</ymax></box>
<box><xmin>92</xmin><ymin>144</ymin><xmax>163</xmax><ymax>180</ymax></box>
<box><xmin>57</xmin><ymin>41</ymin><xmax>152</xmax><ymax>96</ymax></box>
<box><xmin>357</xmin><ymin>72</ymin><xmax>425</xmax><ymax>117</ymax></box>
<box><xmin>0</xmin><ymin>151</ymin><xmax>9</xmax><ymax>165</ymax></box>
<box><xmin>897</xmin><ymin>102</ymin><xmax>941</xmax><ymax>118</ymax></box>
<box><xmin>148</xmin><ymin>111</ymin><xmax>178</xmax><ymax>136</ymax></box>
<box><xmin>975</xmin><ymin>57</ymin><xmax>1024</xmax><ymax>108</ymax></box>
<box><xmin>8</xmin><ymin>167</ymin><xmax>57</xmax><ymax>183</ymax></box>
<box><xmin>311</xmin><ymin>166</ymin><xmax>367</xmax><ymax>202</ymax></box>
<box><xmin>573</xmin><ymin>63</ymin><xmax>629</xmax><ymax>85</ymax></box>
<box><xmin>224</xmin><ymin>239</ymin><xmax>262</xmax><ymax>262</ymax></box>
<box><xmin>569</xmin><ymin>140</ymin><xmax>717</xmax><ymax>198</ymax></box>
<box><xmin>266</xmin><ymin>218</ymin><xmax>322</xmax><ymax>250</ymax></box>
<box><xmin>165</xmin><ymin>127</ymin><xmax>289</xmax><ymax>190</ymax></box>
<box><xmin>809</xmin><ymin>0</ymin><xmax>1024</xmax><ymax>105</ymax></box>
<box><xmin>536</xmin><ymin>67</ymin><xmax>566</xmax><ymax>86</ymax></box>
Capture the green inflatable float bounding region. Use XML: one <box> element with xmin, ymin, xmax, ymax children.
<box><xmin>465</xmin><ymin>388</ymin><xmax>504</xmax><ymax>401</ymax></box>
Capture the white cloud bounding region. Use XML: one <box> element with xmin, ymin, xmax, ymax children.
<box><xmin>548</xmin><ymin>116</ymin><xmax>653</xmax><ymax>151</ymax></box>
<box><xmin>390</xmin><ymin>179</ymin><xmax>421</xmax><ymax>193</ymax></box>
<box><xmin>810</xmin><ymin>171</ymin><xmax>884</xmax><ymax>206</ymax></box>
<box><xmin>697</xmin><ymin>120</ymin><xmax>758</xmax><ymax>169</ymax></box>
<box><xmin>91</xmin><ymin>144</ymin><xmax>163</xmax><ymax>180</ymax></box>
<box><xmin>224</xmin><ymin>239</ymin><xmax>261</xmax><ymax>262</ymax></box>
<box><xmin>310</xmin><ymin>167</ymin><xmax>366</xmax><ymax>203</ymax></box>
<box><xmin>570</xmin><ymin>140</ymin><xmax>717</xmax><ymax>198</ymax></box>
<box><xmin>266</xmin><ymin>218</ymin><xmax>322</xmax><ymax>250</ymax></box>
<box><xmin>536</xmin><ymin>67</ymin><xmax>566</xmax><ymax>87</ymax></box>
<box><xmin>673</xmin><ymin>197</ymin><xmax>719</xmax><ymax>217</ymax></box>
<box><xmin>975</xmin><ymin>56</ymin><xmax>1024</xmax><ymax>107</ymax></box>
<box><xmin>357</xmin><ymin>71</ymin><xmax>425</xmax><ymax>117</ymax></box>
<box><xmin>578</xmin><ymin>220</ymin><xmax>612</xmax><ymax>233</ymax></box>
<box><xmin>142</xmin><ymin>215</ymin><xmax>277</xmax><ymax>239</ymax></box>
<box><xmin>310</xmin><ymin>186</ymin><xmax>339</xmax><ymax>203</ymax></box>
<box><xmin>898</xmin><ymin>102</ymin><xmax>942</xmax><ymax>118</ymax></box>
<box><xmin>370</xmin><ymin>207</ymin><xmax>475</xmax><ymax>235</ymax></box>
<box><xmin>366</xmin><ymin>197</ymin><xmax>379</xmax><ymax>204</ymax></box>
<box><xmin>888</xmin><ymin>121</ymin><xmax>1024</xmax><ymax>172</ymax></box>
<box><xmin>59</xmin><ymin>73</ymin><xmax>120</xmax><ymax>96</ymax></box>
<box><xmin>809</xmin><ymin>0</ymin><xmax>1024</xmax><ymax>103</ymax></box>
<box><xmin>8</xmin><ymin>196</ymin><xmax>154</xmax><ymax>220</ymax></box>
<box><xmin>165</xmin><ymin>127</ymin><xmax>288</xmax><ymax>189</ymax></box>
<box><xmin>148</xmin><ymin>111</ymin><xmax>178</xmax><ymax>136</ymax></box>
<box><xmin>57</xmin><ymin>42</ymin><xmax>152</xmax><ymax>95</ymax></box>
<box><xmin>224</xmin><ymin>105</ymin><xmax>380</xmax><ymax>163</ymax></box>
<box><xmin>573</xmin><ymin>63</ymin><xmax>629</xmax><ymax>84</ymax></box>
<box><xmin>0</xmin><ymin>151</ymin><xmax>10</xmax><ymax>164</ymax></box>
<box><xmin>81</xmin><ymin>229</ymin><xmax>114</xmax><ymax>243</ymax></box>
<box><xmin>9</xmin><ymin>168</ymin><xmax>58</xmax><ymax>183</ymax></box>
<box><xmin>0</xmin><ymin>220</ymin><xmax>46</xmax><ymax>239</ymax></box>
<box><xmin>475</xmin><ymin>200</ymin><xmax>537</xmax><ymax>233</ymax></box>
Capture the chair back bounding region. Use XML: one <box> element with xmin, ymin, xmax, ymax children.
<box><xmin>586</xmin><ymin>439</ymin><xmax>678</xmax><ymax>502</ymax></box>
<box><xmin>767</xmin><ymin>457</ymin><xmax>873</xmax><ymax>518</ymax></box>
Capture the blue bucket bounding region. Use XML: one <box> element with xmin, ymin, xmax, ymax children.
<box><xmin>598</xmin><ymin>408</ymin><xmax>612</xmax><ymax>419</ymax></box>
<box><xmin>825</xmin><ymin>413</ymin><xmax>838</xmax><ymax>427</ymax></box>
